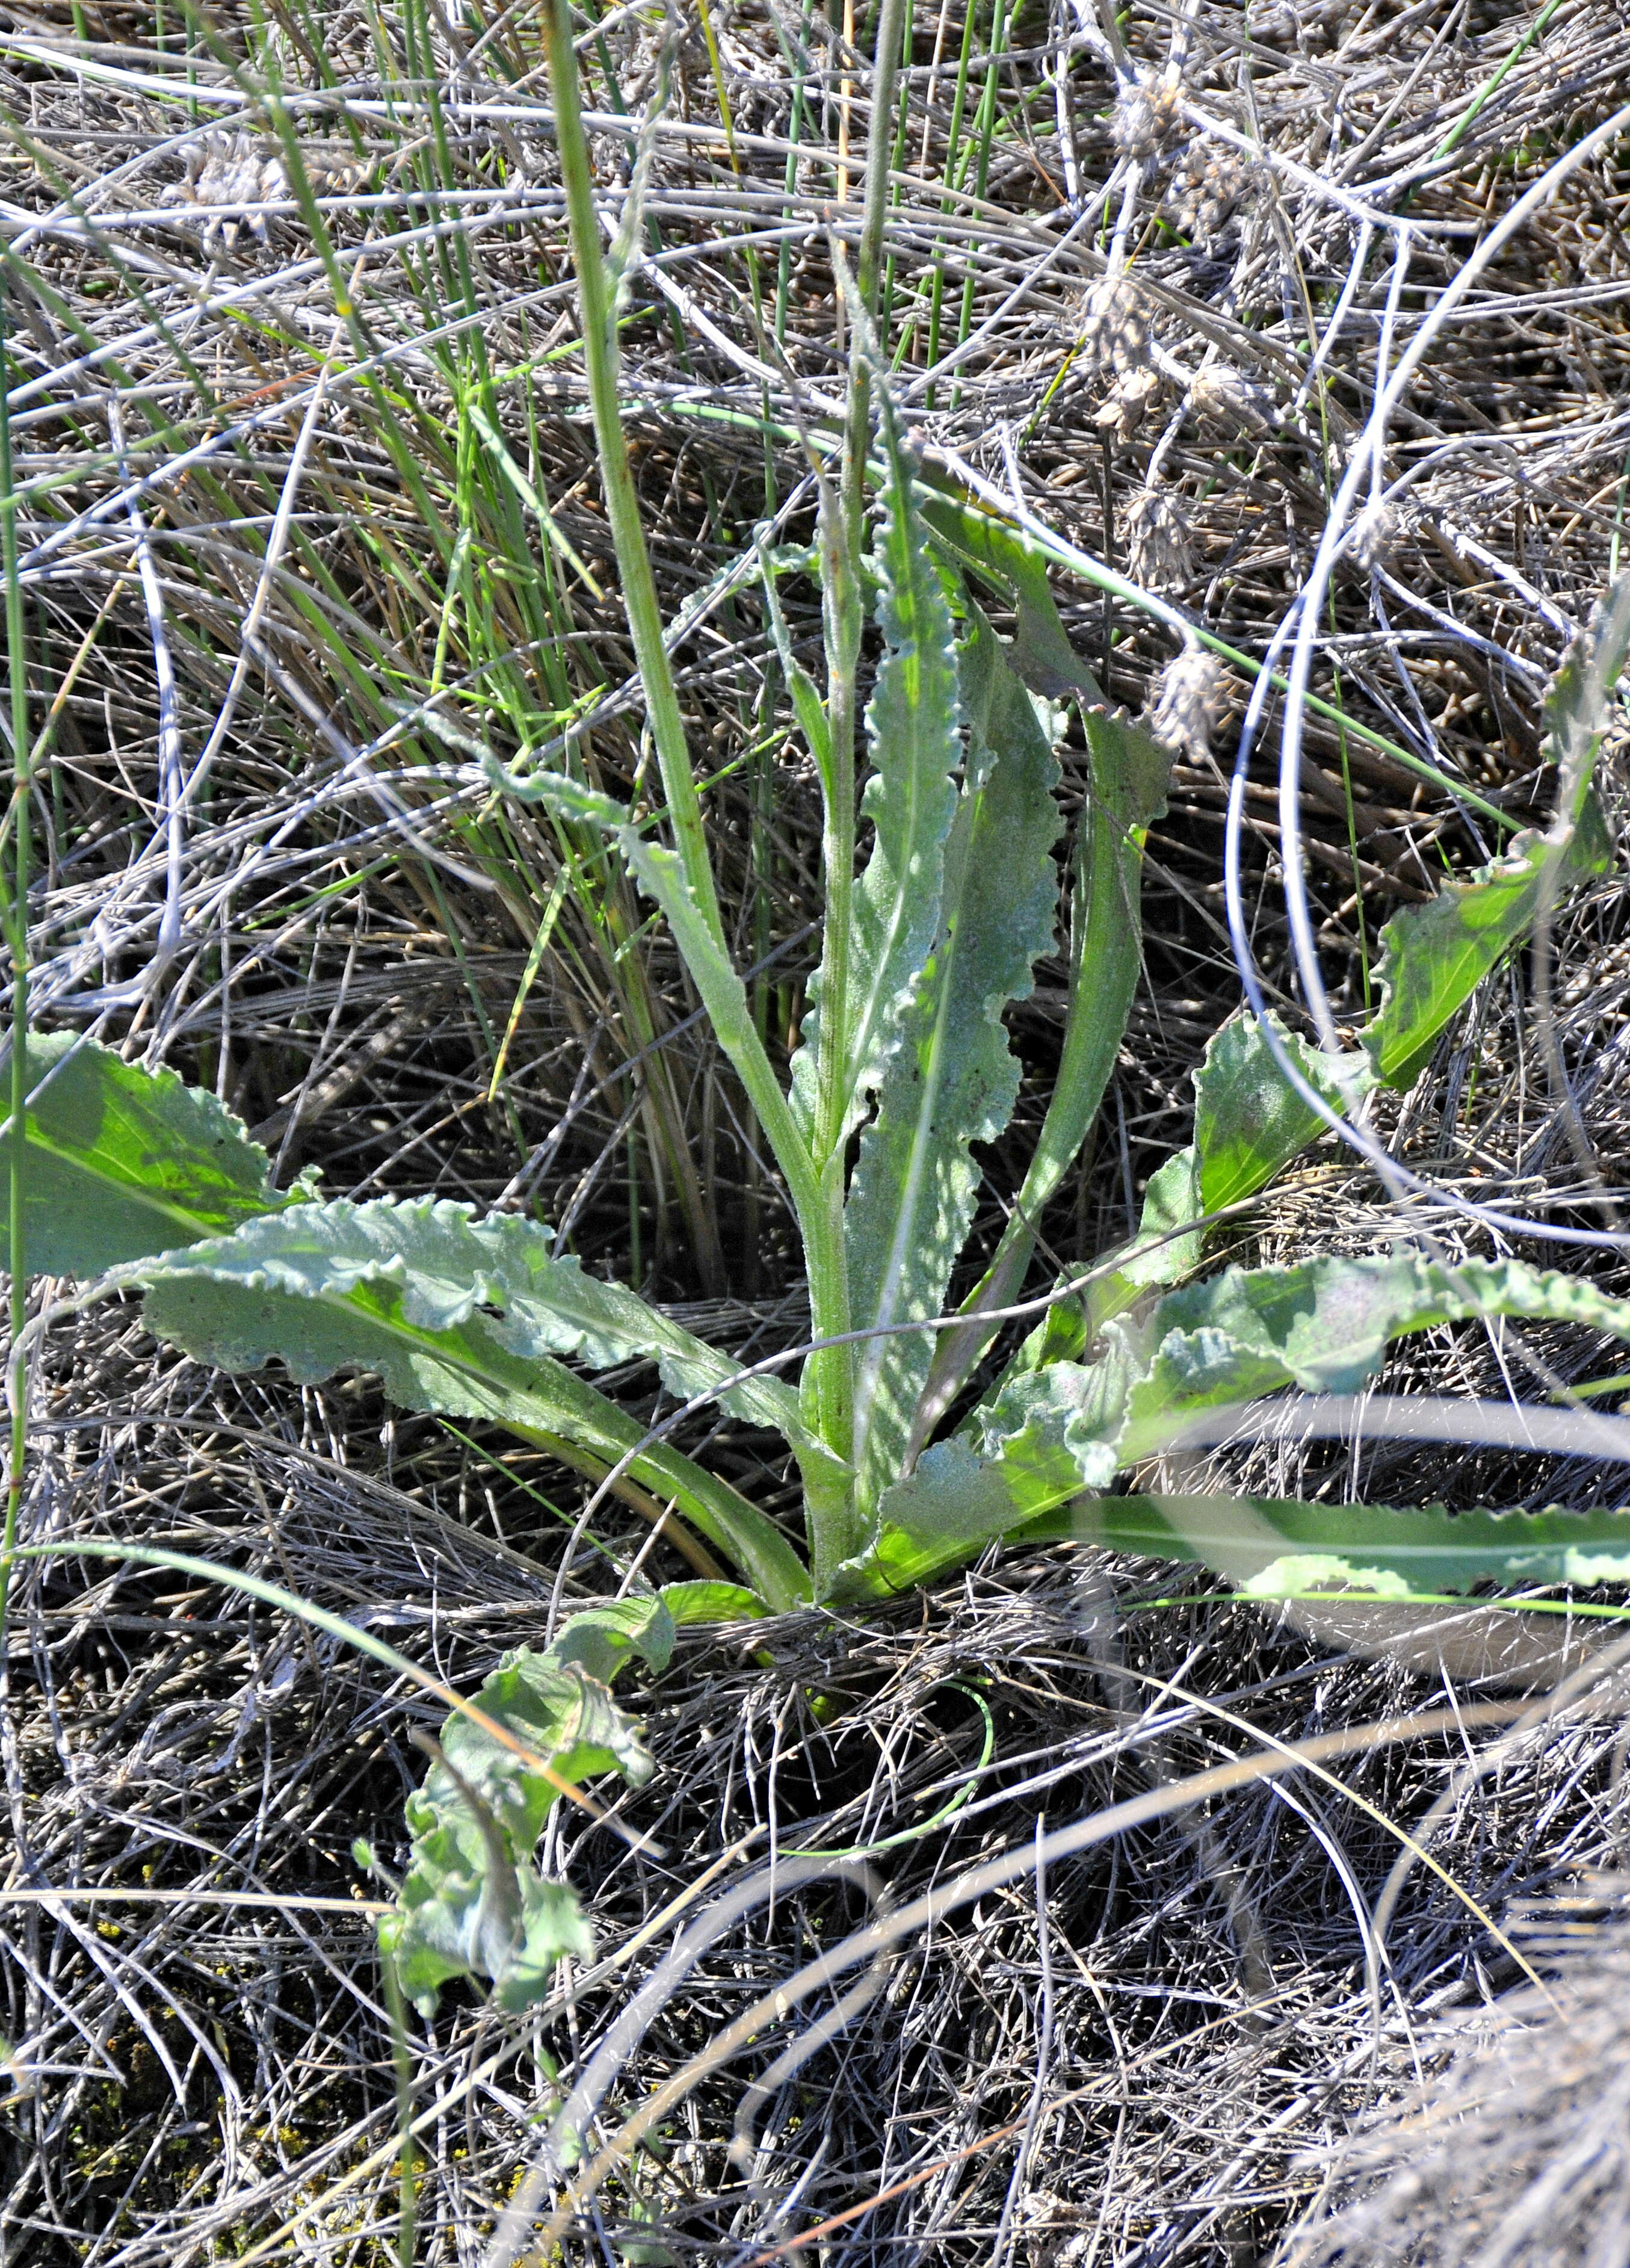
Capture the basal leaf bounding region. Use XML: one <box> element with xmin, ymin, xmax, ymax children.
<box><xmin>2</xmin><ymin>1032</ymin><xmax>292</xmax><ymax>1275</ymax></box>
<box><xmin>843</xmin><ymin>606</ymin><xmax>1061</xmax><ymax>1516</ymax></box>
<box><xmin>1363</xmin><ymin>816</ymin><xmax>1611</xmax><ymax>1092</ymax></box>
<box><xmin>788</xmin><ymin>424</ymin><xmax>963</xmax><ymax>1154</ymax></box>
<box><xmin>1115</xmin><ymin>1250</ymin><xmax>1630</xmax><ymax>1461</ymax></box>
<box><xmin>1106</xmin><ymin>1012</ymin><xmax>1372</xmax><ymax>1305</ymax></box>
<box><xmin>131</xmin><ymin>1197</ymin><xmax>812</xmax><ymax>1611</ymax></box>
<box><xmin>1025</xmin><ymin>1492</ymin><xmax>1630</xmax><ymax>1596</ymax></box>
<box><xmin>838</xmin><ymin>1354</ymin><xmax>1130</xmax><ymax>1600</ymax></box>
<box><xmin>381</xmin><ymin>1602</ymin><xmax>661</xmax><ymax>2014</ymax></box>
<box><xmin>913</xmin><ymin>705</ymin><xmax>1173</xmax><ymax>1441</ymax></box>
<box><xmin>658</xmin><ymin>1579</ymin><xmax>768</xmax><ymax>1625</ymax></box>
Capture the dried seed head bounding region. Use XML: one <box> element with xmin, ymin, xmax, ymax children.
<box><xmin>1123</xmin><ymin>486</ymin><xmax>1195</xmax><ymax>593</ymax></box>
<box><xmin>1147</xmin><ymin>643</ymin><xmax>1228</xmax><ymax>762</ymax></box>
<box><xmin>162</xmin><ymin>131</ymin><xmax>286</xmax><ymax>249</ymax></box>
<box><xmin>1081</xmin><ymin>274</ymin><xmax>1150</xmax><ymax>379</ymax></box>
<box><xmin>1190</xmin><ymin>360</ymin><xmax>1276</xmax><ymax>436</ymax></box>
<box><xmin>1113</xmin><ymin>70</ymin><xmax>1183</xmax><ymax>163</ymax></box>
<box><xmin>1349</xmin><ymin>498</ymin><xmax>1404</xmax><ymax>574</ymax></box>
<box><xmin>1094</xmin><ymin>366</ymin><xmax>1161</xmax><ymax>442</ymax></box>
<box><xmin>1168</xmin><ymin>144</ymin><xmax>1252</xmax><ymax>250</ymax></box>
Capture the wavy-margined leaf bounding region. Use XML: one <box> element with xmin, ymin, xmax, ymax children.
<box><xmin>788</xmin><ymin>425</ymin><xmax>963</xmax><ymax>1154</ymax></box>
<box><xmin>1019</xmin><ymin>1492</ymin><xmax>1630</xmax><ymax>1596</ymax></box>
<box><xmin>1113</xmin><ymin>1250</ymin><xmax>1630</xmax><ymax>1462</ymax></box>
<box><xmin>843</xmin><ymin>607</ymin><xmax>1062</xmax><ymax>1516</ymax></box>
<box><xmin>1366</xmin><ymin>573</ymin><xmax>1629</xmax><ymax>1086</ymax></box>
<box><xmin>129</xmin><ymin>1197</ymin><xmax>812</xmax><ymax>1611</ymax></box>
<box><xmin>912</xmin><ymin>703</ymin><xmax>1173</xmax><ymax>1444</ymax></box>
<box><xmin>836</xmin><ymin>1350</ymin><xmax>1133</xmax><ymax>1600</ymax></box>
<box><xmin>1101</xmin><ymin>1013</ymin><xmax>1371</xmax><ymax>1309</ymax></box>
<box><xmin>0</xmin><ymin>1032</ymin><xmax>294</xmax><ymax>1275</ymax></box>
<box><xmin>849</xmin><ymin>1250</ymin><xmax>1630</xmax><ymax>1598</ymax></box>
<box><xmin>381</xmin><ymin>1597</ymin><xmax>670</xmax><ymax>2014</ymax></box>
<box><xmin>1363</xmin><ymin>809</ymin><xmax>1611</xmax><ymax>1090</ymax></box>
<box><xmin>918</xmin><ymin>486</ymin><xmax>1106</xmax><ymax>705</ymax></box>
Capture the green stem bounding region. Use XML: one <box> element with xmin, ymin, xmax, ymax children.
<box><xmin>0</xmin><ymin>271</ymin><xmax>27</xmax><ymax>1681</ymax></box>
<box><xmin>538</xmin><ymin>0</ymin><xmax>724</xmax><ymax>944</ymax></box>
<box><xmin>381</xmin><ymin>1952</ymin><xmax>420</xmax><ymax>2268</ymax></box>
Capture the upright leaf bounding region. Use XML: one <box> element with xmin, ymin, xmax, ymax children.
<box><xmin>2</xmin><ymin>1033</ymin><xmax>293</xmax><ymax>1274</ymax></box>
<box><xmin>1363</xmin><ymin>812</ymin><xmax>1611</xmax><ymax>1090</ymax></box>
<box><xmin>788</xmin><ymin>440</ymin><xmax>963</xmax><ymax>1153</ymax></box>
<box><xmin>918</xmin><ymin>485</ymin><xmax>1107</xmax><ymax>705</ymax></box>
<box><xmin>911</xmin><ymin>703</ymin><xmax>1173</xmax><ymax>1439</ymax></box>
<box><xmin>1073</xmin><ymin>570</ymin><xmax>1630</xmax><ymax>1326</ymax></box>
<box><xmin>1099</xmin><ymin>1012</ymin><xmax>1371</xmax><ymax>1312</ymax></box>
<box><xmin>130</xmin><ymin>1197</ymin><xmax>813</xmax><ymax>1611</ymax></box>
<box><xmin>843</xmin><ymin>607</ymin><xmax>1062</xmax><ymax>1516</ymax></box>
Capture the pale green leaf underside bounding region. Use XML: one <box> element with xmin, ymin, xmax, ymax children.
<box><xmin>860</xmin><ymin>1252</ymin><xmax>1630</xmax><ymax>1601</ymax></box>
<box><xmin>1115</xmin><ymin>1250</ymin><xmax>1630</xmax><ymax>1460</ymax></box>
<box><xmin>131</xmin><ymin>1197</ymin><xmax>811</xmax><ymax>1611</ymax></box>
<box><xmin>844</xmin><ymin>607</ymin><xmax>1062</xmax><ymax>1515</ymax></box>
<box><xmin>4</xmin><ymin>1033</ymin><xmax>291</xmax><ymax>1275</ymax></box>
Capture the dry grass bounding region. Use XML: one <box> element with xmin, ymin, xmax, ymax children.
<box><xmin>5</xmin><ymin>0</ymin><xmax>1630</xmax><ymax>2259</ymax></box>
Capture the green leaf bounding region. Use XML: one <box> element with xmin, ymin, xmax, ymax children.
<box><xmin>1108</xmin><ymin>1012</ymin><xmax>1372</xmax><ymax>1303</ymax></box>
<box><xmin>131</xmin><ymin>1197</ymin><xmax>812</xmax><ymax>1611</ymax></box>
<box><xmin>1363</xmin><ymin>814</ymin><xmax>1611</xmax><ymax>1092</ymax></box>
<box><xmin>788</xmin><ymin>430</ymin><xmax>963</xmax><ymax>1154</ymax></box>
<box><xmin>543</xmin><ymin>1593</ymin><xmax>676</xmax><ymax>1684</ymax></box>
<box><xmin>918</xmin><ymin>485</ymin><xmax>1107</xmax><ymax>705</ymax></box>
<box><xmin>836</xmin><ymin>1356</ymin><xmax>1131</xmax><ymax>1601</ymax></box>
<box><xmin>913</xmin><ymin>703</ymin><xmax>1173</xmax><ymax>1440</ymax></box>
<box><xmin>381</xmin><ymin>1602</ymin><xmax>660</xmax><ymax>2014</ymax></box>
<box><xmin>658</xmin><ymin>1579</ymin><xmax>769</xmax><ymax>1625</ymax></box>
<box><xmin>842</xmin><ymin>605</ymin><xmax>1062</xmax><ymax>1517</ymax></box>
<box><xmin>2</xmin><ymin>1032</ymin><xmax>292</xmax><ymax>1275</ymax></box>
<box><xmin>1028</xmin><ymin>1492</ymin><xmax>1630</xmax><ymax>1596</ymax></box>
<box><xmin>1114</xmin><ymin>1250</ymin><xmax>1630</xmax><ymax>1461</ymax></box>
<box><xmin>1363</xmin><ymin>572</ymin><xmax>1629</xmax><ymax>1090</ymax></box>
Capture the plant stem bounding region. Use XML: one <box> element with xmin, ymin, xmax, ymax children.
<box><xmin>381</xmin><ymin>1951</ymin><xmax>419</xmax><ymax>2268</ymax></box>
<box><xmin>538</xmin><ymin>0</ymin><xmax>725</xmax><ymax>945</ymax></box>
<box><xmin>0</xmin><ymin>270</ymin><xmax>28</xmax><ymax>1680</ymax></box>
